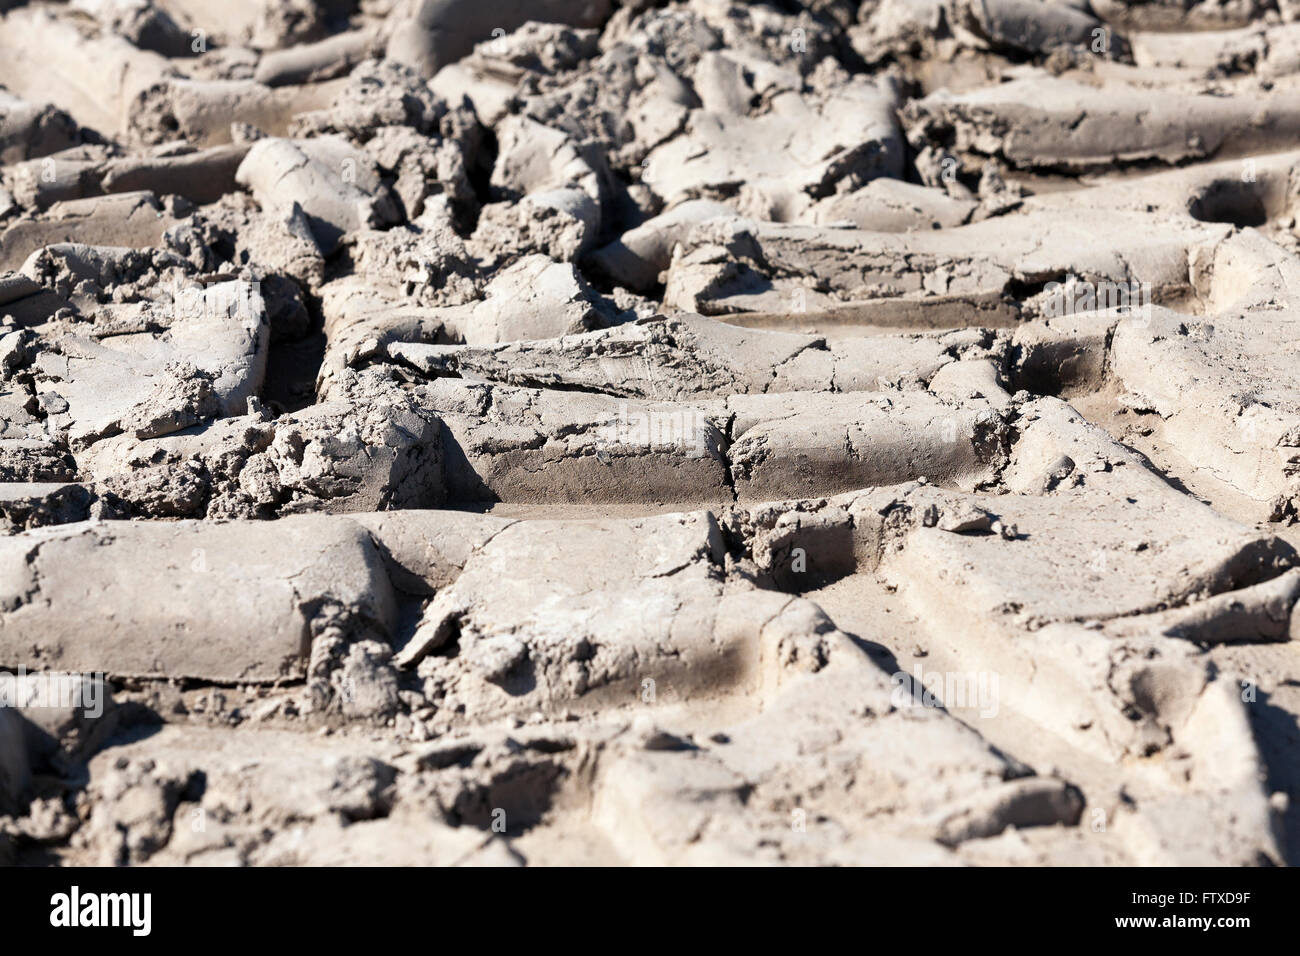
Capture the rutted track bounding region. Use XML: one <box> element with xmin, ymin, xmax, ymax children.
<box><xmin>0</xmin><ymin>0</ymin><xmax>1298</xmax><ymax>867</ymax></box>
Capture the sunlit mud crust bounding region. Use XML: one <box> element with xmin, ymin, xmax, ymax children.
<box><xmin>0</xmin><ymin>0</ymin><xmax>1298</xmax><ymax>867</ymax></box>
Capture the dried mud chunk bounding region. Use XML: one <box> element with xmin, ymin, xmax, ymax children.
<box><xmin>928</xmin><ymin>778</ymin><xmax>1085</xmax><ymax>845</ymax></box>
<box><xmin>169</xmin><ymin>195</ymin><xmax>326</xmax><ymax>291</ymax></box>
<box><xmin>950</xmin><ymin>0</ymin><xmax>1103</xmax><ymax>55</ymax></box>
<box><xmin>1090</xmin><ymin>0</ymin><xmax>1269</xmax><ymax>31</ymax></box>
<box><xmin>590</xmin><ymin>636</ymin><xmax>1073</xmax><ymax>864</ymax></box>
<box><xmin>471</xmin><ymin>193</ymin><xmax>596</xmax><ymax>263</ymax></box>
<box><xmin>4</xmin><ymin>670</ymin><xmax>118</xmax><ymax>768</ymax></box>
<box><xmin>30</xmin><ymin>279</ymin><xmax>269</xmax><ymax>448</ymax></box>
<box><xmin>255</xmin><ymin>29</ymin><xmax>383</xmax><ymax>87</ymax></box>
<box><xmin>662</xmin><ymin>209</ymin><xmax>1222</xmax><ymax>320</ymax></box>
<box><xmin>0</xmin><ymin>91</ymin><xmax>80</xmax><ymax>164</ymax></box>
<box><xmin>0</xmin><ymin>482</ymin><xmax>94</xmax><ymax>532</ymax></box>
<box><xmin>79</xmin><ymin>755</ymin><xmax>200</xmax><ymax>865</ymax></box>
<box><xmin>1105</xmin><ymin>568</ymin><xmax>1300</xmax><ymax>645</ymax></box>
<box><xmin>483</xmin><ymin>116</ymin><xmax>609</xmax><ymax>255</ymax></box>
<box><xmin>19</xmin><ymin>242</ymin><xmax>190</xmax><ymax>306</ymax></box>
<box><xmin>289</xmin><ymin>57</ymin><xmax>454</xmax><ymax>141</ymax></box>
<box><xmin>83</xmin><ymin>374</ymin><xmax>444</xmax><ymax>518</ymax></box>
<box><xmin>905</xmin><ymin>78</ymin><xmax>1300</xmax><ymax>171</ymax></box>
<box><xmin>590</xmin><ymin>199</ymin><xmax>735</xmax><ymax>292</ymax></box>
<box><xmin>895</xmin><ymin>492</ymin><xmax>1293</xmax><ymax>630</ymax></box>
<box><xmin>501</xmin><ymin>29</ymin><xmax>699</xmax><ymax>168</ymax></box>
<box><xmin>0</xmin><ymin>6</ymin><xmax>172</xmax><ymax>139</ymax></box>
<box><xmin>310</xmin><ymin>218</ymin><xmax>482</xmax><ymax>399</ymax></box>
<box><xmin>73</xmin><ymin>0</ymin><xmax>195</xmax><ymax>57</ymax></box>
<box><xmin>390</xmin><ymin>510</ymin><xmax>851</xmax><ymax>726</ymax></box>
<box><xmin>238</xmin><ymin>395</ymin><xmax>445</xmax><ymax>514</ymax></box>
<box><xmin>1011</xmin><ymin>311</ymin><xmax>1115</xmax><ymax>394</ymax></box>
<box><xmin>129</xmin><ymin>78</ymin><xmax>346</xmax><ymax>147</ymax></box>
<box><xmin>235</xmin><ymin>136</ymin><xmax>400</xmax><ymax>253</ymax></box>
<box><xmin>79</xmin><ymin>725</ymin><xmax>496</xmax><ymax>866</ymax></box>
<box><xmin>807</xmin><ymin>178</ymin><xmax>976</xmax><ymax>231</ymax></box>
<box><xmin>3</xmin><ymin>146</ymin><xmax>116</xmax><ymax>213</ymax></box>
<box><xmin>427</xmin><ymin>255</ymin><xmax>621</xmax><ymax>346</ymax></box>
<box><xmin>490</xmin><ymin>117</ymin><xmax>605</xmax><ymax>203</ymax></box>
<box><xmin>603</xmin><ymin>1</ymin><xmax>838</xmax><ymax>78</ymax></box>
<box><xmin>119</xmin><ymin>361</ymin><xmax>220</xmax><ymax>440</ymax></box>
<box><xmin>315</xmin><ymin>300</ymin><xmax>448</xmax><ymax>402</ymax></box>
<box><xmin>421</xmin><ymin>379</ymin><xmax>732</xmax><ymax>505</ymax></box>
<box><xmin>0</xmin><ymin>515</ymin><xmax>397</xmax><ymax>682</ymax></box>
<box><xmin>0</xmin><ymin>192</ymin><xmax>177</xmax><ymax>274</ymax></box>
<box><xmin>429</xmin><ymin>19</ymin><xmax>600</xmax><ymax>126</ymax></box>
<box><xmin>324</xmin><ymin>215</ymin><xmax>480</xmax><ymax>316</ymax></box>
<box><xmin>386</xmin><ymin>0</ymin><xmax>613</xmax><ymax>77</ymax></box>
<box><xmin>875</xmin><ymin>479</ymin><xmax>1287</xmax><ymax>859</ymax></box>
<box><xmin>726</xmin><ymin>391</ymin><xmax>1007</xmax><ymax>500</ymax></box>
<box><xmin>1106</xmin><ymin>239</ymin><xmax>1300</xmax><ymax>521</ymax></box>
<box><xmin>0</xmin><ymin>274</ymin><xmax>69</xmax><ymax>328</ymax></box>
<box><xmin>391</xmin><ymin>313</ymin><xmax>971</xmax><ymax>399</ymax></box>
<box><xmin>79</xmin><ymin>413</ymin><xmax>274</xmax><ymax>518</ymax></box>
<box><xmin>99</xmin><ymin>144</ymin><xmax>251</xmax><ymax>206</ymax></box>
<box><xmin>362</xmin><ymin>124</ymin><xmax>479</xmax><ymax>223</ymax></box>
<box><xmin>420</xmin><ymin>379</ymin><xmax>1005</xmax><ymax>505</ymax></box>
<box><xmin>0</xmin><ymin>439</ymin><xmax>77</xmax><ymax>483</ymax></box>
<box><xmin>115</xmin><ymin>728</ymin><xmax>399</xmax><ymax>839</ymax></box>
<box><xmin>349</xmin><ymin>510</ymin><xmax>509</xmax><ymax>597</ymax></box>
<box><xmin>643</xmin><ymin>80</ymin><xmax>903</xmax><ymax>220</ymax></box>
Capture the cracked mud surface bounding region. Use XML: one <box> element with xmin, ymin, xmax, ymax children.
<box><xmin>1</xmin><ymin>0</ymin><xmax>1299</xmax><ymax>867</ymax></box>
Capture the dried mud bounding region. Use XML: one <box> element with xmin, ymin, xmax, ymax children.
<box><xmin>1</xmin><ymin>0</ymin><xmax>1299</xmax><ymax>867</ymax></box>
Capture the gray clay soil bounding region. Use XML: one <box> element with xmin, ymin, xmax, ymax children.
<box><xmin>1</xmin><ymin>0</ymin><xmax>1299</xmax><ymax>866</ymax></box>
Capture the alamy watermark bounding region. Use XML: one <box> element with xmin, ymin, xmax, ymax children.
<box><xmin>890</xmin><ymin>663</ymin><xmax>999</xmax><ymax>719</ymax></box>
<box><xmin>169</xmin><ymin>280</ymin><xmax>263</xmax><ymax>322</ymax></box>
<box><xmin>596</xmin><ymin>404</ymin><xmax>712</xmax><ymax>459</ymax></box>
<box><xmin>1041</xmin><ymin>275</ymin><xmax>1152</xmax><ymax>325</ymax></box>
<box><xmin>0</xmin><ymin>667</ymin><xmax>106</xmax><ymax>719</ymax></box>
<box><xmin>50</xmin><ymin>886</ymin><xmax>151</xmax><ymax>936</ymax></box>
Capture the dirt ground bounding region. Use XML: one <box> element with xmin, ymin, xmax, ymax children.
<box><xmin>1</xmin><ymin>0</ymin><xmax>1298</xmax><ymax>866</ymax></box>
